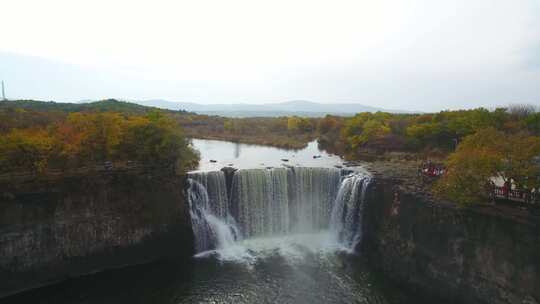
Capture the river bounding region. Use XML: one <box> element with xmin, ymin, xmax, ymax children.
<box><xmin>2</xmin><ymin>139</ymin><xmax>422</xmax><ymax>304</ymax></box>
<box><xmin>190</xmin><ymin>138</ymin><xmax>346</xmax><ymax>171</ymax></box>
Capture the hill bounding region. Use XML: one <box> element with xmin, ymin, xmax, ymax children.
<box><xmin>125</xmin><ymin>99</ymin><xmax>413</xmax><ymax>117</ymax></box>
<box><xmin>1</xmin><ymin>99</ymin><xmax>182</xmax><ymax>115</ymax></box>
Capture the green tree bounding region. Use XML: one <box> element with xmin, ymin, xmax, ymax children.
<box><xmin>525</xmin><ymin>112</ymin><xmax>540</xmax><ymax>135</ymax></box>
<box><xmin>434</xmin><ymin>128</ymin><xmax>540</xmax><ymax>205</ymax></box>
<box><xmin>119</xmin><ymin>113</ymin><xmax>198</xmax><ymax>171</ymax></box>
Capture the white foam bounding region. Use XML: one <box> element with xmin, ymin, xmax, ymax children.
<box><xmin>195</xmin><ymin>231</ymin><xmax>353</xmax><ymax>265</ymax></box>
<box><xmin>188</xmin><ymin>168</ymin><xmax>372</xmax><ymax>263</ymax></box>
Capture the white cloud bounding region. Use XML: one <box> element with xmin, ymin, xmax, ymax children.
<box><xmin>1</xmin><ymin>0</ymin><xmax>539</xmax><ymax>110</ymax></box>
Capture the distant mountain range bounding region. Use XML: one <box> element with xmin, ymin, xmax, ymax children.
<box><xmin>124</xmin><ymin>99</ymin><xmax>413</xmax><ymax>117</ymax></box>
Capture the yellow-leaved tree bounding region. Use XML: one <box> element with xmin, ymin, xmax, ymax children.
<box><xmin>434</xmin><ymin>128</ymin><xmax>540</xmax><ymax>205</ymax></box>
<box><xmin>0</xmin><ymin>128</ymin><xmax>54</xmax><ymax>173</ymax></box>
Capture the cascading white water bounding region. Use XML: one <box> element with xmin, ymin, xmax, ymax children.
<box><xmin>187</xmin><ymin>167</ymin><xmax>371</xmax><ymax>256</ymax></box>
<box><xmin>189</xmin><ymin>170</ymin><xmax>229</xmax><ymax>218</ymax></box>
<box><xmin>329</xmin><ymin>172</ymin><xmax>372</xmax><ymax>250</ymax></box>
<box><xmin>288</xmin><ymin>167</ymin><xmax>341</xmax><ymax>233</ymax></box>
<box><xmin>229</xmin><ymin>167</ymin><xmax>341</xmax><ymax>238</ymax></box>
<box><xmin>187</xmin><ymin>172</ymin><xmax>240</xmax><ymax>253</ymax></box>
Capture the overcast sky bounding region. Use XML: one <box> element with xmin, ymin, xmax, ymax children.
<box><xmin>1</xmin><ymin>0</ymin><xmax>539</xmax><ymax>111</ymax></box>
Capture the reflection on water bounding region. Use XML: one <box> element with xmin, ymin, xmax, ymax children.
<box><xmin>234</xmin><ymin>142</ymin><xmax>240</xmax><ymax>158</ymax></box>
<box><xmin>191</xmin><ymin>139</ymin><xmax>345</xmax><ymax>171</ymax></box>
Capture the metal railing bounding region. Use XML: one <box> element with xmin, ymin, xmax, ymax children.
<box><xmin>492</xmin><ymin>186</ymin><xmax>539</xmax><ymax>205</ymax></box>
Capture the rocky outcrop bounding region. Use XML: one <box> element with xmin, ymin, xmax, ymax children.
<box><xmin>362</xmin><ymin>178</ymin><xmax>540</xmax><ymax>304</ymax></box>
<box><xmin>0</xmin><ymin>170</ymin><xmax>193</xmax><ymax>298</ymax></box>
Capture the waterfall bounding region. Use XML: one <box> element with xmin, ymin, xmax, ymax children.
<box><xmin>229</xmin><ymin>167</ymin><xmax>341</xmax><ymax>238</ymax></box>
<box><xmin>187</xmin><ymin>167</ymin><xmax>371</xmax><ymax>254</ymax></box>
<box><xmin>288</xmin><ymin>167</ymin><xmax>341</xmax><ymax>233</ymax></box>
<box><xmin>189</xmin><ymin>171</ymin><xmax>229</xmax><ymax>218</ymax></box>
<box><xmin>187</xmin><ymin>172</ymin><xmax>240</xmax><ymax>253</ymax></box>
<box><xmin>329</xmin><ymin>172</ymin><xmax>371</xmax><ymax>250</ymax></box>
<box><xmin>229</xmin><ymin>168</ymin><xmax>291</xmax><ymax>238</ymax></box>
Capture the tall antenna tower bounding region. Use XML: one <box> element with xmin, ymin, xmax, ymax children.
<box><xmin>1</xmin><ymin>81</ymin><xmax>5</xmax><ymax>101</ymax></box>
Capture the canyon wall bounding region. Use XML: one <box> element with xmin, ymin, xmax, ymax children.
<box><xmin>0</xmin><ymin>170</ymin><xmax>193</xmax><ymax>298</ymax></box>
<box><xmin>362</xmin><ymin>178</ymin><xmax>540</xmax><ymax>304</ymax></box>
<box><xmin>2</xmin><ymin>166</ymin><xmax>539</xmax><ymax>303</ymax></box>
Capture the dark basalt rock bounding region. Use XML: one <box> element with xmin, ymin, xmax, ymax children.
<box><xmin>361</xmin><ymin>178</ymin><xmax>540</xmax><ymax>304</ymax></box>
<box><xmin>0</xmin><ymin>171</ymin><xmax>194</xmax><ymax>298</ymax></box>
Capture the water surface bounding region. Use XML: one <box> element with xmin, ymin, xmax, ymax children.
<box><xmin>3</xmin><ymin>234</ymin><xmax>418</xmax><ymax>304</ymax></box>
<box><xmin>1</xmin><ymin>140</ymin><xmax>423</xmax><ymax>304</ymax></box>
<box><xmin>190</xmin><ymin>139</ymin><xmax>345</xmax><ymax>171</ymax></box>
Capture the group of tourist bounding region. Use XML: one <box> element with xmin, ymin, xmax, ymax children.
<box><xmin>419</xmin><ymin>161</ymin><xmax>446</xmax><ymax>178</ymax></box>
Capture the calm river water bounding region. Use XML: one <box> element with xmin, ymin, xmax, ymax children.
<box><xmin>190</xmin><ymin>138</ymin><xmax>346</xmax><ymax>171</ymax></box>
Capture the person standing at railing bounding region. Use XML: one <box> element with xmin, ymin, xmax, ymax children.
<box><xmin>502</xmin><ymin>181</ymin><xmax>510</xmax><ymax>199</ymax></box>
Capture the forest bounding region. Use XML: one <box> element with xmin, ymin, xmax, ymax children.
<box><xmin>2</xmin><ymin>99</ymin><xmax>540</xmax><ymax>206</ymax></box>
<box><xmin>0</xmin><ymin>102</ymin><xmax>198</xmax><ymax>175</ymax></box>
<box><xmin>0</xmin><ymin>99</ymin><xmax>315</xmax><ymax>175</ymax></box>
<box><xmin>178</xmin><ymin>114</ymin><xmax>317</xmax><ymax>149</ymax></box>
<box><xmin>316</xmin><ymin>105</ymin><xmax>540</xmax><ymax>205</ymax></box>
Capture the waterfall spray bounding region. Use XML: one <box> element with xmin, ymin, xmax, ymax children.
<box><xmin>187</xmin><ymin>167</ymin><xmax>371</xmax><ymax>255</ymax></box>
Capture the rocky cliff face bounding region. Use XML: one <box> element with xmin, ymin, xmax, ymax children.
<box><xmin>362</xmin><ymin>178</ymin><xmax>540</xmax><ymax>304</ymax></box>
<box><xmin>0</xmin><ymin>170</ymin><xmax>193</xmax><ymax>298</ymax></box>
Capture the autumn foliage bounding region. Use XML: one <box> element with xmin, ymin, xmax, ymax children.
<box><xmin>180</xmin><ymin>115</ymin><xmax>317</xmax><ymax>149</ymax></box>
<box><xmin>434</xmin><ymin>128</ymin><xmax>540</xmax><ymax>205</ymax></box>
<box><xmin>317</xmin><ymin>107</ymin><xmax>540</xmax><ymax>155</ymax></box>
<box><xmin>315</xmin><ymin>106</ymin><xmax>540</xmax><ymax>205</ymax></box>
<box><xmin>0</xmin><ymin>111</ymin><xmax>198</xmax><ymax>174</ymax></box>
